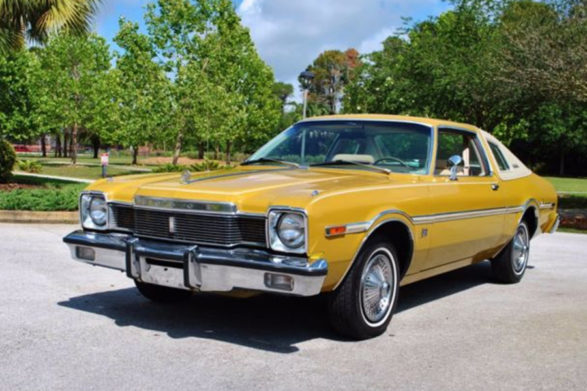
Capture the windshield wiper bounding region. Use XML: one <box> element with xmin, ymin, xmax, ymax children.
<box><xmin>311</xmin><ymin>160</ymin><xmax>391</xmax><ymax>174</ymax></box>
<box><xmin>241</xmin><ymin>157</ymin><xmax>300</xmax><ymax>168</ymax></box>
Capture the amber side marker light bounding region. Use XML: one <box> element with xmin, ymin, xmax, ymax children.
<box><xmin>326</xmin><ymin>226</ymin><xmax>346</xmax><ymax>237</ymax></box>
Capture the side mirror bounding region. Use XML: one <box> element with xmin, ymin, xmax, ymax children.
<box><xmin>447</xmin><ymin>155</ymin><xmax>463</xmax><ymax>181</ymax></box>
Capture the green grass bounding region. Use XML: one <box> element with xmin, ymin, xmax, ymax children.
<box><xmin>545</xmin><ymin>177</ymin><xmax>587</xmax><ymax>194</ymax></box>
<box><xmin>0</xmin><ymin>175</ymin><xmax>85</xmax><ymax>211</ymax></box>
<box><xmin>17</xmin><ymin>153</ymin><xmax>162</xmax><ymax>166</ymax></box>
<box><xmin>558</xmin><ymin>227</ymin><xmax>587</xmax><ymax>234</ymax></box>
<box><xmin>38</xmin><ymin>164</ymin><xmax>145</xmax><ymax>180</ymax></box>
<box><xmin>546</xmin><ymin>177</ymin><xmax>587</xmax><ymax>210</ymax></box>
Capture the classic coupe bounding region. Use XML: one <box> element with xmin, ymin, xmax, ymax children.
<box><xmin>64</xmin><ymin>115</ymin><xmax>559</xmax><ymax>339</ymax></box>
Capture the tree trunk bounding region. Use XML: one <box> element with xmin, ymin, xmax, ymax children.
<box><xmin>214</xmin><ymin>144</ymin><xmax>219</xmax><ymax>160</ymax></box>
<box><xmin>225</xmin><ymin>140</ymin><xmax>232</xmax><ymax>164</ymax></box>
<box><xmin>71</xmin><ymin>123</ymin><xmax>78</xmax><ymax>165</ymax></box>
<box><xmin>92</xmin><ymin>136</ymin><xmax>100</xmax><ymax>159</ymax></box>
<box><xmin>198</xmin><ymin>141</ymin><xmax>205</xmax><ymax>160</ymax></box>
<box><xmin>132</xmin><ymin>146</ymin><xmax>139</xmax><ymax>165</ymax></box>
<box><xmin>63</xmin><ymin>130</ymin><xmax>69</xmax><ymax>158</ymax></box>
<box><xmin>559</xmin><ymin>151</ymin><xmax>565</xmax><ymax>176</ymax></box>
<box><xmin>40</xmin><ymin>134</ymin><xmax>47</xmax><ymax>157</ymax></box>
<box><xmin>55</xmin><ymin>134</ymin><xmax>61</xmax><ymax>157</ymax></box>
<box><xmin>172</xmin><ymin>131</ymin><xmax>184</xmax><ymax>165</ymax></box>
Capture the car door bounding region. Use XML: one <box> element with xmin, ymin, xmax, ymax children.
<box><xmin>423</xmin><ymin>127</ymin><xmax>505</xmax><ymax>270</ymax></box>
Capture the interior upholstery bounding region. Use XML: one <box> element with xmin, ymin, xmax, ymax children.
<box><xmin>332</xmin><ymin>154</ymin><xmax>375</xmax><ymax>164</ymax></box>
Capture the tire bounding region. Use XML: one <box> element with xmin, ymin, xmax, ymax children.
<box><xmin>328</xmin><ymin>238</ymin><xmax>400</xmax><ymax>340</ymax></box>
<box><xmin>491</xmin><ymin>221</ymin><xmax>530</xmax><ymax>284</ymax></box>
<box><xmin>134</xmin><ymin>280</ymin><xmax>192</xmax><ymax>303</ymax></box>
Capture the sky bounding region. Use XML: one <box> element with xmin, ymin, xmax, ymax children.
<box><xmin>95</xmin><ymin>0</ymin><xmax>451</xmax><ymax>97</ymax></box>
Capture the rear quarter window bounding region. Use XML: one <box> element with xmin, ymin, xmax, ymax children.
<box><xmin>489</xmin><ymin>142</ymin><xmax>510</xmax><ymax>171</ymax></box>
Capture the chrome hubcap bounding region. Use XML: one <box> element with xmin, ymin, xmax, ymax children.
<box><xmin>360</xmin><ymin>250</ymin><xmax>395</xmax><ymax>324</ymax></box>
<box><xmin>512</xmin><ymin>225</ymin><xmax>529</xmax><ymax>273</ymax></box>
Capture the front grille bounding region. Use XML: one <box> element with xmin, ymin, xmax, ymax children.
<box><xmin>109</xmin><ymin>204</ymin><xmax>266</xmax><ymax>247</ymax></box>
<box><xmin>110</xmin><ymin>204</ymin><xmax>134</xmax><ymax>230</ymax></box>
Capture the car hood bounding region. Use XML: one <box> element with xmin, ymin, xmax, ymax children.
<box><xmin>91</xmin><ymin>166</ymin><xmax>414</xmax><ymax>214</ymax></box>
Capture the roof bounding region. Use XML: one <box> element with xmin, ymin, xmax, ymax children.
<box><xmin>300</xmin><ymin>114</ymin><xmax>480</xmax><ymax>132</ymax></box>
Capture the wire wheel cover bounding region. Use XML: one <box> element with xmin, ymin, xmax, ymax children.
<box><xmin>512</xmin><ymin>225</ymin><xmax>529</xmax><ymax>273</ymax></box>
<box><xmin>360</xmin><ymin>250</ymin><xmax>395</xmax><ymax>324</ymax></box>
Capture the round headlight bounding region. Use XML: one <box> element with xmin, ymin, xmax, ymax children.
<box><xmin>277</xmin><ymin>213</ymin><xmax>305</xmax><ymax>248</ymax></box>
<box><xmin>89</xmin><ymin>197</ymin><xmax>107</xmax><ymax>226</ymax></box>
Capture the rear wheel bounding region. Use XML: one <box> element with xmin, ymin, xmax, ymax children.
<box><xmin>491</xmin><ymin>221</ymin><xmax>530</xmax><ymax>283</ymax></box>
<box><xmin>328</xmin><ymin>239</ymin><xmax>399</xmax><ymax>340</ymax></box>
<box><xmin>134</xmin><ymin>280</ymin><xmax>192</xmax><ymax>302</ymax></box>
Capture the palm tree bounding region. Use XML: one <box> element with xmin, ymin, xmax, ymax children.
<box><xmin>0</xmin><ymin>0</ymin><xmax>101</xmax><ymax>54</ymax></box>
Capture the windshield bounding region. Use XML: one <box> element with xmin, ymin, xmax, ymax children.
<box><xmin>247</xmin><ymin>121</ymin><xmax>432</xmax><ymax>174</ymax></box>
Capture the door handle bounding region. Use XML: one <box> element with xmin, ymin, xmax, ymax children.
<box><xmin>491</xmin><ymin>183</ymin><xmax>499</xmax><ymax>191</ymax></box>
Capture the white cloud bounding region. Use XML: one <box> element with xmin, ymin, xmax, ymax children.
<box><xmin>237</xmin><ymin>0</ymin><xmax>448</xmax><ymax>98</ymax></box>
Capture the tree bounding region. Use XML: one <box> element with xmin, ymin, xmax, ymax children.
<box><xmin>0</xmin><ymin>50</ymin><xmax>39</xmax><ymax>142</ymax></box>
<box><xmin>497</xmin><ymin>0</ymin><xmax>586</xmax><ymax>104</ymax></box>
<box><xmin>0</xmin><ymin>0</ymin><xmax>101</xmax><ymax>54</ymax></box>
<box><xmin>112</xmin><ymin>19</ymin><xmax>171</xmax><ymax>164</ymax></box>
<box><xmin>342</xmin><ymin>0</ymin><xmax>587</xmax><ymax>175</ymax></box>
<box><xmin>272</xmin><ymin>82</ymin><xmax>294</xmax><ymax>112</ymax></box>
<box><xmin>302</xmin><ymin>48</ymin><xmax>361</xmax><ymax>114</ymax></box>
<box><xmin>145</xmin><ymin>0</ymin><xmax>280</xmax><ymax>163</ymax></box>
<box><xmin>33</xmin><ymin>33</ymin><xmax>112</xmax><ymax>164</ymax></box>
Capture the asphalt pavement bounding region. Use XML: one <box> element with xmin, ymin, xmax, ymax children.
<box><xmin>1</xmin><ymin>223</ymin><xmax>586</xmax><ymax>390</ymax></box>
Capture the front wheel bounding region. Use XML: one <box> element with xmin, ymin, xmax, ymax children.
<box><xmin>328</xmin><ymin>239</ymin><xmax>400</xmax><ymax>340</ymax></box>
<box><xmin>134</xmin><ymin>280</ymin><xmax>192</xmax><ymax>303</ymax></box>
<box><xmin>491</xmin><ymin>221</ymin><xmax>530</xmax><ymax>283</ymax></box>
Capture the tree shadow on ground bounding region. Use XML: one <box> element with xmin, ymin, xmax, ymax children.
<box><xmin>59</xmin><ymin>261</ymin><xmax>516</xmax><ymax>353</ymax></box>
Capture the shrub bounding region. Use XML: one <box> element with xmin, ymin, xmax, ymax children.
<box><xmin>190</xmin><ymin>159</ymin><xmax>221</xmax><ymax>172</ymax></box>
<box><xmin>0</xmin><ymin>183</ymin><xmax>86</xmax><ymax>211</ymax></box>
<box><xmin>0</xmin><ymin>140</ymin><xmax>17</xmax><ymax>183</ymax></box>
<box><xmin>152</xmin><ymin>163</ymin><xmax>188</xmax><ymax>173</ymax></box>
<box><xmin>190</xmin><ymin>159</ymin><xmax>233</xmax><ymax>172</ymax></box>
<box><xmin>17</xmin><ymin>160</ymin><xmax>43</xmax><ymax>173</ymax></box>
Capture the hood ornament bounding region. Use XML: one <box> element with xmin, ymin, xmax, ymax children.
<box><xmin>180</xmin><ymin>170</ymin><xmax>191</xmax><ymax>184</ymax></box>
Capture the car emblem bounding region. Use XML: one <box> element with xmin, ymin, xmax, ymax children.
<box><xmin>169</xmin><ymin>216</ymin><xmax>176</xmax><ymax>234</ymax></box>
<box><xmin>180</xmin><ymin>170</ymin><xmax>191</xmax><ymax>184</ymax></box>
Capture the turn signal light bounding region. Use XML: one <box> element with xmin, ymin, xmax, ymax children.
<box><xmin>326</xmin><ymin>226</ymin><xmax>346</xmax><ymax>236</ymax></box>
<box><xmin>76</xmin><ymin>246</ymin><xmax>95</xmax><ymax>261</ymax></box>
<box><xmin>264</xmin><ymin>273</ymin><xmax>294</xmax><ymax>291</ymax></box>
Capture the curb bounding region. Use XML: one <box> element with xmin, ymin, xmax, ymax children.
<box><xmin>0</xmin><ymin>210</ymin><xmax>78</xmax><ymax>224</ymax></box>
<box><xmin>13</xmin><ymin>171</ymin><xmax>92</xmax><ymax>183</ymax></box>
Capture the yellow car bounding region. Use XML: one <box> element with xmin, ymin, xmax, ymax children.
<box><xmin>64</xmin><ymin>114</ymin><xmax>559</xmax><ymax>339</ymax></box>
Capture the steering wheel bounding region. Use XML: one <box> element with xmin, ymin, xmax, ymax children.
<box><xmin>374</xmin><ymin>156</ymin><xmax>410</xmax><ymax>168</ymax></box>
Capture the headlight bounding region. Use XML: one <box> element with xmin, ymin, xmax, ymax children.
<box><xmin>89</xmin><ymin>197</ymin><xmax>107</xmax><ymax>226</ymax></box>
<box><xmin>277</xmin><ymin>214</ymin><xmax>305</xmax><ymax>248</ymax></box>
<box><xmin>268</xmin><ymin>209</ymin><xmax>307</xmax><ymax>254</ymax></box>
<box><xmin>80</xmin><ymin>193</ymin><xmax>108</xmax><ymax>230</ymax></box>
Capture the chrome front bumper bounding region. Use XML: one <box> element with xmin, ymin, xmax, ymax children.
<box><xmin>63</xmin><ymin>231</ymin><xmax>328</xmax><ymax>296</ymax></box>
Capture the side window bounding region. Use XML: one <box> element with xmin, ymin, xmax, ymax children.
<box><xmin>488</xmin><ymin>142</ymin><xmax>510</xmax><ymax>171</ymax></box>
<box><xmin>436</xmin><ymin>129</ymin><xmax>487</xmax><ymax>177</ymax></box>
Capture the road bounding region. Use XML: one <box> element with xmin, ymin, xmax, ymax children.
<box><xmin>1</xmin><ymin>223</ymin><xmax>586</xmax><ymax>390</ymax></box>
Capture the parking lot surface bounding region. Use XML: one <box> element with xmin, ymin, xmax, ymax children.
<box><xmin>1</xmin><ymin>223</ymin><xmax>586</xmax><ymax>390</ymax></box>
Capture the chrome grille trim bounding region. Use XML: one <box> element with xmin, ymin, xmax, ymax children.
<box><xmin>135</xmin><ymin>195</ymin><xmax>238</xmax><ymax>215</ymax></box>
<box><xmin>109</xmin><ymin>203</ymin><xmax>267</xmax><ymax>248</ymax></box>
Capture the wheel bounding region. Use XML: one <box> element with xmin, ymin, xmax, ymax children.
<box><xmin>134</xmin><ymin>280</ymin><xmax>192</xmax><ymax>302</ymax></box>
<box><xmin>491</xmin><ymin>221</ymin><xmax>530</xmax><ymax>283</ymax></box>
<box><xmin>328</xmin><ymin>238</ymin><xmax>400</xmax><ymax>340</ymax></box>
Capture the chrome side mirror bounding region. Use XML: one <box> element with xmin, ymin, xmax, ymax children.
<box><xmin>447</xmin><ymin>155</ymin><xmax>463</xmax><ymax>181</ymax></box>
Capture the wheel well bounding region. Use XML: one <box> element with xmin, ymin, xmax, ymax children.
<box><xmin>369</xmin><ymin>221</ymin><xmax>413</xmax><ymax>279</ymax></box>
<box><xmin>522</xmin><ymin>206</ymin><xmax>538</xmax><ymax>238</ymax></box>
